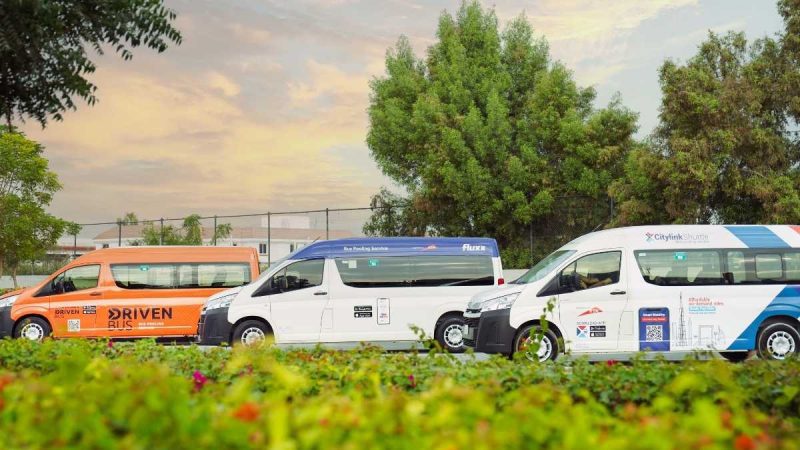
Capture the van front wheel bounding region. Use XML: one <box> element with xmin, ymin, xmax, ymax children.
<box><xmin>232</xmin><ymin>320</ymin><xmax>271</xmax><ymax>346</ymax></box>
<box><xmin>514</xmin><ymin>324</ymin><xmax>559</xmax><ymax>362</ymax></box>
<box><xmin>435</xmin><ymin>315</ymin><xmax>466</xmax><ymax>353</ymax></box>
<box><xmin>14</xmin><ymin>317</ymin><xmax>51</xmax><ymax>342</ymax></box>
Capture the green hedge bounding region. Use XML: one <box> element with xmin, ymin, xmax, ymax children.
<box><xmin>0</xmin><ymin>339</ymin><xmax>797</xmax><ymax>448</ymax></box>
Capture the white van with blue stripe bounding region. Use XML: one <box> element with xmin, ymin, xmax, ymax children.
<box><xmin>463</xmin><ymin>225</ymin><xmax>800</xmax><ymax>361</ymax></box>
<box><xmin>198</xmin><ymin>237</ymin><xmax>503</xmax><ymax>351</ymax></box>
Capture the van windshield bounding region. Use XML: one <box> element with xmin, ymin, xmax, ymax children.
<box><xmin>512</xmin><ymin>250</ymin><xmax>576</xmax><ymax>284</ymax></box>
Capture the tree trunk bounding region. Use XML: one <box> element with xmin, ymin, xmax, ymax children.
<box><xmin>11</xmin><ymin>266</ymin><xmax>17</xmax><ymax>289</ymax></box>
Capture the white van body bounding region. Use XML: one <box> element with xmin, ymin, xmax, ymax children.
<box><xmin>463</xmin><ymin>225</ymin><xmax>800</xmax><ymax>361</ymax></box>
<box><xmin>198</xmin><ymin>237</ymin><xmax>503</xmax><ymax>350</ymax></box>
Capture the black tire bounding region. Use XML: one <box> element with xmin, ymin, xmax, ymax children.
<box><xmin>231</xmin><ymin>320</ymin><xmax>271</xmax><ymax>346</ymax></box>
<box><xmin>513</xmin><ymin>323</ymin><xmax>559</xmax><ymax>362</ymax></box>
<box><xmin>757</xmin><ymin>321</ymin><xmax>799</xmax><ymax>360</ymax></box>
<box><xmin>434</xmin><ymin>315</ymin><xmax>466</xmax><ymax>353</ymax></box>
<box><xmin>719</xmin><ymin>351</ymin><xmax>750</xmax><ymax>363</ymax></box>
<box><xmin>14</xmin><ymin>316</ymin><xmax>52</xmax><ymax>342</ymax></box>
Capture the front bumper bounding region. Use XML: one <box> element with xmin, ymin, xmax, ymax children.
<box><xmin>197</xmin><ymin>307</ymin><xmax>233</xmax><ymax>345</ymax></box>
<box><xmin>0</xmin><ymin>306</ymin><xmax>13</xmax><ymax>338</ymax></box>
<box><xmin>462</xmin><ymin>308</ymin><xmax>516</xmax><ymax>354</ymax></box>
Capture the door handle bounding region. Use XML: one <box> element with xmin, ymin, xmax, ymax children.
<box><xmin>89</xmin><ymin>291</ymin><xmax>102</xmax><ymax>297</ymax></box>
<box><xmin>314</xmin><ymin>291</ymin><xmax>328</xmax><ymax>296</ymax></box>
<box><xmin>610</xmin><ymin>290</ymin><xmax>626</xmax><ymax>295</ymax></box>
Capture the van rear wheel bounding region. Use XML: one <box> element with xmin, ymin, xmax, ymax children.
<box><xmin>434</xmin><ymin>315</ymin><xmax>466</xmax><ymax>353</ymax></box>
<box><xmin>232</xmin><ymin>320</ymin><xmax>271</xmax><ymax>346</ymax></box>
<box><xmin>757</xmin><ymin>321</ymin><xmax>799</xmax><ymax>360</ymax></box>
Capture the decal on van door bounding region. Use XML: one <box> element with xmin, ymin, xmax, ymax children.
<box><xmin>639</xmin><ymin>308</ymin><xmax>670</xmax><ymax>351</ymax></box>
<box><xmin>354</xmin><ymin>305</ymin><xmax>373</xmax><ymax>318</ymax></box>
<box><xmin>376</xmin><ymin>298</ymin><xmax>390</xmax><ymax>325</ymax></box>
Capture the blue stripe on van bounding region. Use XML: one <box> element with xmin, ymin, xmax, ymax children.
<box><xmin>724</xmin><ymin>225</ymin><xmax>790</xmax><ymax>248</ymax></box>
<box><xmin>727</xmin><ymin>286</ymin><xmax>800</xmax><ymax>350</ymax></box>
<box><xmin>289</xmin><ymin>237</ymin><xmax>500</xmax><ymax>259</ymax></box>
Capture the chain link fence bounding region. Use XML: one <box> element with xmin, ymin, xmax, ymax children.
<box><xmin>56</xmin><ymin>197</ymin><xmax>615</xmax><ymax>270</ymax></box>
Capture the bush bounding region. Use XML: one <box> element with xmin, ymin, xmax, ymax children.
<box><xmin>0</xmin><ymin>339</ymin><xmax>797</xmax><ymax>448</ymax></box>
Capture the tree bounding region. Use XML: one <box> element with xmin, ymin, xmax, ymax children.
<box><xmin>0</xmin><ymin>0</ymin><xmax>182</xmax><ymax>127</ymax></box>
<box><xmin>611</xmin><ymin>0</ymin><xmax>800</xmax><ymax>225</ymax></box>
<box><xmin>366</xmin><ymin>1</ymin><xmax>638</xmax><ymax>267</ymax></box>
<box><xmin>140</xmin><ymin>214</ymin><xmax>232</xmax><ymax>246</ymax></box>
<box><xmin>0</xmin><ymin>127</ymin><xmax>69</xmax><ymax>285</ymax></box>
<box><xmin>117</xmin><ymin>212</ymin><xmax>139</xmax><ymax>225</ymax></box>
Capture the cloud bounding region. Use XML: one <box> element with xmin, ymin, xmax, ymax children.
<box><xmin>22</xmin><ymin>63</ymin><xmax>385</xmax><ymax>222</ymax></box>
<box><xmin>206</xmin><ymin>71</ymin><xmax>241</xmax><ymax>97</ymax></box>
<box><xmin>227</xmin><ymin>23</ymin><xmax>271</xmax><ymax>46</ymax></box>
<box><xmin>493</xmin><ymin>0</ymin><xmax>699</xmax><ymax>85</ymax></box>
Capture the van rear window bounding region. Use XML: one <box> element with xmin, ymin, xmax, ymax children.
<box><xmin>335</xmin><ymin>256</ymin><xmax>494</xmax><ymax>288</ymax></box>
<box><xmin>111</xmin><ymin>263</ymin><xmax>251</xmax><ymax>289</ymax></box>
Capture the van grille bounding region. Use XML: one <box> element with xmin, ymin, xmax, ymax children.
<box><xmin>463</xmin><ymin>316</ymin><xmax>480</xmax><ymax>348</ymax></box>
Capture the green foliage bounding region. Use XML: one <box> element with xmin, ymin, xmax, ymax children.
<box><xmin>0</xmin><ymin>128</ymin><xmax>68</xmax><ymax>285</ymax></box>
<box><xmin>0</xmin><ymin>339</ymin><xmax>797</xmax><ymax>448</ymax></box>
<box><xmin>0</xmin><ymin>0</ymin><xmax>182</xmax><ymax>127</ymax></box>
<box><xmin>140</xmin><ymin>214</ymin><xmax>232</xmax><ymax>246</ymax></box>
<box><xmin>611</xmin><ymin>0</ymin><xmax>800</xmax><ymax>225</ymax></box>
<box><xmin>366</xmin><ymin>1</ymin><xmax>638</xmax><ymax>267</ymax></box>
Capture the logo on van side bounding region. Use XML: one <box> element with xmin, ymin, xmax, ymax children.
<box><xmin>645</xmin><ymin>232</ymin><xmax>709</xmax><ymax>244</ymax></box>
<box><xmin>462</xmin><ymin>244</ymin><xmax>487</xmax><ymax>252</ymax></box>
<box><xmin>578</xmin><ymin>307</ymin><xmax>603</xmax><ymax>317</ymax></box>
<box><xmin>108</xmin><ymin>307</ymin><xmax>173</xmax><ymax>321</ymax></box>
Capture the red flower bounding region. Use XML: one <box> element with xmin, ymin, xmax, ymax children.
<box><xmin>408</xmin><ymin>374</ymin><xmax>417</xmax><ymax>388</ymax></box>
<box><xmin>606</xmin><ymin>359</ymin><xmax>618</xmax><ymax>367</ymax></box>
<box><xmin>233</xmin><ymin>402</ymin><xmax>260</xmax><ymax>422</ymax></box>
<box><xmin>734</xmin><ymin>434</ymin><xmax>756</xmax><ymax>450</ymax></box>
<box><xmin>107</xmin><ymin>340</ymin><xmax>114</xmax><ymax>348</ymax></box>
<box><xmin>193</xmin><ymin>370</ymin><xmax>208</xmax><ymax>392</ymax></box>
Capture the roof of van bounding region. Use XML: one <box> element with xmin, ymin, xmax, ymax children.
<box><xmin>560</xmin><ymin>225</ymin><xmax>800</xmax><ymax>250</ymax></box>
<box><xmin>289</xmin><ymin>237</ymin><xmax>499</xmax><ymax>259</ymax></box>
<box><xmin>69</xmin><ymin>246</ymin><xmax>258</xmax><ymax>265</ymax></box>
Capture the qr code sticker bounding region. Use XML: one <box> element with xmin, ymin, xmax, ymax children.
<box><xmin>645</xmin><ymin>324</ymin><xmax>663</xmax><ymax>342</ymax></box>
<box><xmin>67</xmin><ymin>319</ymin><xmax>80</xmax><ymax>332</ymax></box>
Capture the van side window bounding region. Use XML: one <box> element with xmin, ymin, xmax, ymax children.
<box><xmin>334</xmin><ymin>256</ymin><xmax>494</xmax><ymax>288</ymax></box>
<box><xmin>635</xmin><ymin>251</ymin><xmax>722</xmax><ymax>286</ymax></box>
<box><xmin>42</xmin><ymin>265</ymin><xmax>101</xmax><ymax>296</ymax></box>
<box><xmin>755</xmin><ymin>254</ymin><xmax>783</xmax><ymax>280</ymax></box>
<box><xmin>559</xmin><ymin>252</ymin><xmax>621</xmax><ymax>292</ymax></box>
<box><xmin>255</xmin><ymin>259</ymin><xmax>324</xmax><ymax>296</ymax></box>
<box><xmin>111</xmin><ymin>263</ymin><xmax>251</xmax><ymax>289</ymax></box>
<box><xmin>724</xmin><ymin>250</ymin><xmax>799</xmax><ymax>285</ymax></box>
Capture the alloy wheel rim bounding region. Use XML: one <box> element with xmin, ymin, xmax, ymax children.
<box><xmin>767</xmin><ymin>331</ymin><xmax>795</xmax><ymax>360</ymax></box>
<box><xmin>518</xmin><ymin>334</ymin><xmax>552</xmax><ymax>362</ymax></box>
<box><xmin>443</xmin><ymin>324</ymin><xmax>464</xmax><ymax>348</ymax></box>
<box><xmin>241</xmin><ymin>327</ymin><xmax>266</xmax><ymax>345</ymax></box>
<box><xmin>21</xmin><ymin>323</ymin><xmax>45</xmax><ymax>341</ymax></box>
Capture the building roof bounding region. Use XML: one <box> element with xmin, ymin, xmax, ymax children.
<box><xmin>93</xmin><ymin>224</ymin><xmax>353</xmax><ymax>241</ymax></box>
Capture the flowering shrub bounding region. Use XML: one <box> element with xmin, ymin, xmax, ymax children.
<box><xmin>0</xmin><ymin>339</ymin><xmax>797</xmax><ymax>448</ymax></box>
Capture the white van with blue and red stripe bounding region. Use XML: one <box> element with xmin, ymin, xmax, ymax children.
<box><xmin>463</xmin><ymin>225</ymin><xmax>800</xmax><ymax>361</ymax></box>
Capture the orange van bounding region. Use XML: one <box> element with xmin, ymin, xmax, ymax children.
<box><xmin>0</xmin><ymin>246</ymin><xmax>259</xmax><ymax>341</ymax></box>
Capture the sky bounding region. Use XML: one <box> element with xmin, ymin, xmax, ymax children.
<box><xmin>20</xmin><ymin>0</ymin><xmax>784</xmax><ymax>226</ymax></box>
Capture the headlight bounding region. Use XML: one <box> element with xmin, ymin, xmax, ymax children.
<box><xmin>480</xmin><ymin>293</ymin><xmax>520</xmax><ymax>312</ymax></box>
<box><xmin>0</xmin><ymin>295</ymin><xmax>18</xmax><ymax>308</ymax></box>
<box><xmin>202</xmin><ymin>293</ymin><xmax>236</xmax><ymax>313</ymax></box>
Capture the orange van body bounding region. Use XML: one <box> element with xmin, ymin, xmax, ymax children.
<box><xmin>2</xmin><ymin>247</ymin><xmax>259</xmax><ymax>339</ymax></box>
